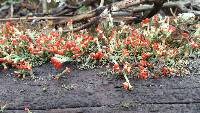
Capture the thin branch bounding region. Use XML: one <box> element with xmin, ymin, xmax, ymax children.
<box><xmin>0</xmin><ymin>17</ymin><xmax>70</xmax><ymax>21</ymax></box>
<box><xmin>63</xmin><ymin>16</ymin><xmax>101</xmax><ymax>33</ymax></box>
<box><xmin>99</xmin><ymin>0</ymin><xmax>104</xmax><ymax>7</ymax></box>
<box><xmin>10</xmin><ymin>1</ymin><xmax>14</xmax><ymax>18</ymax></box>
<box><xmin>54</xmin><ymin>6</ymin><xmax>106</xmax><ymax>24</ymax></box>
<box><xmin>127</xmin><ymin>1</ymin><xmax>192</xmax><ymax>14</ymax></box>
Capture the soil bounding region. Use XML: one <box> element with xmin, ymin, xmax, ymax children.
<box><xmin>0</xmin><ymin>59</ymin><xmax>200</xmax><ymax>113</ymax></box>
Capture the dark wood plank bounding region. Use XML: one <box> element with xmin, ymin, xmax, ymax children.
<box><xmin>0</xmin><ymin>63</ymin><xmax>200</xmax><ymax>113</ymax></box>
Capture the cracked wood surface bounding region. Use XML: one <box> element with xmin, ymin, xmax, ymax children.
<box><xmin>0</xmin><ymin>62</ymin><xmax>200</xmax><ymax>113</ymax></box>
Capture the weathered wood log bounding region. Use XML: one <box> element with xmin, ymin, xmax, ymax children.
<box><xmin>0</xmin><ymin>62</ymin><xmax>200</xmax><ymax>113</ymax></box>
